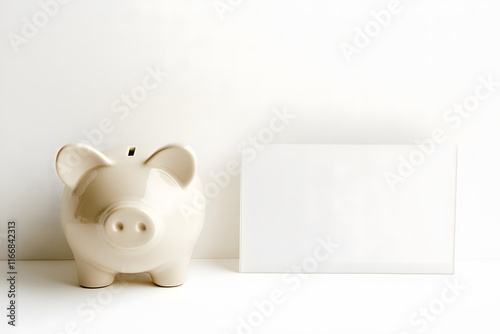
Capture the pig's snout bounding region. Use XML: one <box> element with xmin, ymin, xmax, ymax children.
<box><xmin>102</xmin><ymin>205</ymin><xmax>157</xmax><ymax>249</ymax></box>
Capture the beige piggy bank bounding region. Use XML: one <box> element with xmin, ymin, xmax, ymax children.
<box><xmin>56</xmin><ymin>143</ymin><xmax>205</xmax><ymax>288</ymax></box>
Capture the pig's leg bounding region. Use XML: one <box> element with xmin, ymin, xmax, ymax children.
<box><xmin>74</xmin><ymin>258</ymin><xmax>116</xmax><ymax>288</ymax></box>
<box><xmin>149</xmin><ymin>260</ymin><xmax>190</xmax><ymax>287</ymax></box>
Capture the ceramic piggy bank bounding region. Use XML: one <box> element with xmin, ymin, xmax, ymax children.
<box><xmin>55</xmin><ymin>143</ymin><xmax>205</xmax><ymax>288</ymax></box>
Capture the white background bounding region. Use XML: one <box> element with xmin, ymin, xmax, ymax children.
<box><xmin>0</xmin><ymin>0</ymin><xmax>499</xmax><ymax>262</ymax></box>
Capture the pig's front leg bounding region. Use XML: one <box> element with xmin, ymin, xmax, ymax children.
<box><xmin>149</xmin><ymin>260</ymin><xmax>190</xmax><ymax>287</ymax></box>
<box><xmin>74</xmin><ymin>258</ymin><xmax>116</xmax><ymax>288</ymax></box>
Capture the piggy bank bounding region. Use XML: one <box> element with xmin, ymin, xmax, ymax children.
<box><xmin>55</xmin><ymin>143</ymin><xmax>205</xmax><ymax>288</ymax></box>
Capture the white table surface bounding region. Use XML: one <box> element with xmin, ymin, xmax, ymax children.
<box><xmin>1</xmin><ymin>259</ymin><xmax>498</xmax><ymax>334</ymax></box>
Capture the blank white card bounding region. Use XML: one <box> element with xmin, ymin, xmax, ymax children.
<box><xmin>240</xmin><ymin>145</ymin><xmax>457</xmax><ymax>273</ymax></box>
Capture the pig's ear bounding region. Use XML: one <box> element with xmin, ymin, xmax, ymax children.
<box><xmin>145</xmin><ymin>144</ymin><xmax>196</xmax><ymax>188</ymax></box>
<box><xmin>56</xmin><ymin>143</ymin><xmax>112</xmax><ymax>191</ymax></box>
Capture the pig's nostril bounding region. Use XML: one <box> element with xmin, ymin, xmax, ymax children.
<box><xmin>137</xmin><ymin>222</ymin><xmax>146</xmax><ymax>232</ymax></box>
<box><xmin>115</xmin><ymin>222</ymin><xmax>124</xmax><ymax>231</ymax></box>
